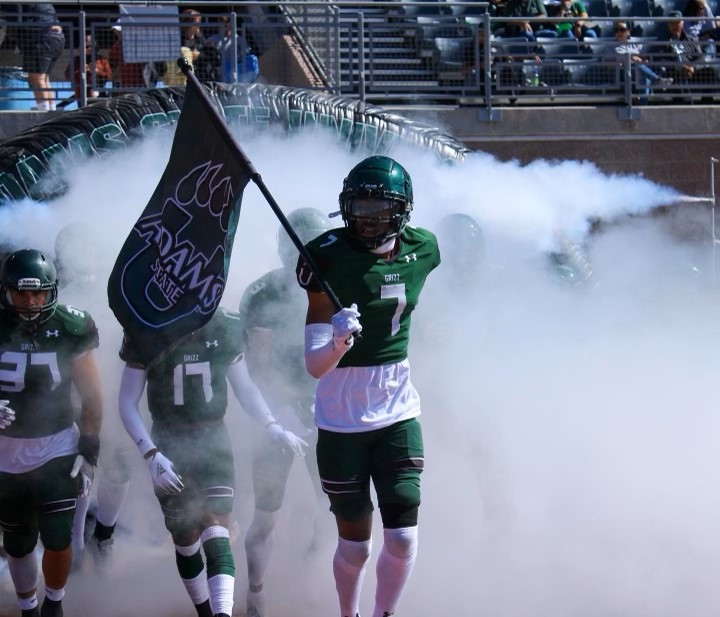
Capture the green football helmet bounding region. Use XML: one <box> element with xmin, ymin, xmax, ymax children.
<box><xmin>436</xmin><ymin>213</ymin><xmax>485</xmax><ymax>274</ymax></box>
<box><xmin>548</xmin><ymin>241</ymin><xmax>595</xmax><ymax>287</ymax></box>
<box><xmin>339</xmin><ymin>155</ymin><xmax>413</xmax><ymax>249</ymax></box>
<box><xmin>0</xmin><ymin>248</ymin><xmax>59</xmax><ymax>327</ymax></box>
<box><xmin>278</xmin><ymin>208</ymin><xmax>331</xmax><ymax>270</ymax></box>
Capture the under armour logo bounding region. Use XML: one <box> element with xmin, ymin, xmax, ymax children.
<box><xmin>45</xmin><ymin>330</ymin><xmax>59</xmax><ymax>337</ymax></box>
<box><xmin>206</xmin><ymin>340</ymin><xmax>218</xmax><ymax>348</ymax></box>
<box><xmin>402</xmin><ymin>253</ymin><xmax>417</xmax><ymax>263</ymax></box>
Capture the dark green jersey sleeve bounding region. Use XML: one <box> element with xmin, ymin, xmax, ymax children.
<box><xmin>297</xmin><ymin>226</ymin><xmax>440</xmax><ymax>366</ymax></box>
<box><xmin>0</xmin><ymin>304</ymin><xmax>99</xmax><ymax>438</ymax></box>
<box><xmin>120</xmin><ymin>308</ymin><xmax>245</xmax><ymax>429</ymax></box>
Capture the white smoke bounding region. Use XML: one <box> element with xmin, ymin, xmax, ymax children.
<box><xmin>0</xmin><ymin>123</ymin><xmax>717</xmax><ymax>617</ymax></box>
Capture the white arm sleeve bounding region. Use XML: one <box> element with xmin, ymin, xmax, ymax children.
<box><xmin>226</xmin><ymin>356</ymin><xmax>276</xmax><ymax>427</ymax></box>
<box><xmin>118</xmin><ymin>365</ymin><xmax>155</xmax><ymax>457</ymax></box>
<box><xmin>304</xmin><ymin>323</ymin><xmax>350</xmax><ymax>379</ymax></box>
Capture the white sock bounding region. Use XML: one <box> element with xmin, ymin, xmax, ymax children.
<box><xmin>48</xmin><ymin>101</ymin><xmax>56</xmax><ymax>111</ymax></box>
<box><xmin>201</xmin><ymin>526</ymin><xmax>234</xmax><ymax>616</ymax></box>
<box><xmin>176</xmin><ymin>540</ymin><xmax>209</xmax><ymax>605</ymax></box>
<box><xmin>372</xmin><ymin>527</ymin><xmax>418</xmax><ymax>617</ymax></box>
<box><xmin>72</xmin><ymin>494</ymin><xmax>90</xmax><ymax>553</ymax></box>
<box><xmin>96</xmin><ymin>478</ymin><xmax>130</xmax><ymax>527</ymax></box>
<box><xmin>208</xmin><ymin>573</ymin><xmax>234</xmax><ymax>616</ymax></box>
<box><xmin>333</xmin><ymin>537</ymin><xmax>371</xmax><ymax>617</ymax></box>
<box><xmin>17</xmin><ymin>596</ymin><xmax>38</xmax><ymax>611</ymax></box>
<box><xmin>44</xmin><ymin>586</ymin><xmax>65</xmax><ymax>602</ymax></box>
<box><xmin>8</xmin><ymin>552</ymin><xmax>38</xmax><ymax>594</ymax></box>
<box><xmin>36</xmin><ymin>101</ymin><xmax>49</xmax><ymax>111</ymax></box>
<box><xmin>244</xmin><ymin>509</ymin><xmax>278</xmax><ymax>588</ymax></box>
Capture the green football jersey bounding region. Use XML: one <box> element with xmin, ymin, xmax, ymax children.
<box><xmin>119</xmin><ymin>307</ymin><xmax>245</xmax><ymax>429</ymax></box>
<box><xmin>0</xmin><ymin>304</ymin><xmax>99</xmax><ymax>438</ymax></box>
<box><xmin>298</xmin><ymin>226</ymin><xmax>440</xmax><ymax>367</ymax></box>
<box><xmin>238</xmin><ymin>267</ymin><xmax>312</xmax><ymax>396</ymax></box>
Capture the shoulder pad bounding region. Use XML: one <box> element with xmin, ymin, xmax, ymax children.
<box><xmin>54</xmin><ymin>304</ymin><xmax>94</xmax><ymax>336</ymax></box>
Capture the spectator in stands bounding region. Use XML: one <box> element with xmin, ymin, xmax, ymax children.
<box><xmin>648</xmin><ymin>11</ymin><xmax>717</xmax><ymax>90</ymax></box>
<box><xmin>66</xmin><ymin>34</ymin><xmax>112</xmax><ymax>102</ymax></box>
<box><xmin>162</xmin><ymin>46</ymin><xmax>194</xmax><ymax>86</ymax></box>
<box><xmin>180</xmin><ymin>8</ymin><xmax>221</xmax><ymax>82</ymax></box>
<box><xmin>554</xmin><ymin>0</ymin><xmax>599</xmax><ymax>39</ymax></box>
<box><xmin>684</xmin><ymin>0</ymin><xmax>719</xmax><ymax>54</ymax></box>
<box><xmin>602</xmin><ymin>20</ymin><xmax>673</xmax><ymax>102</ymax></box>
<box><xmin>502</xmin><ymin>0</ymin><xmax>558</xmax><ymax>38</ymax></box>
<box><xmin>682</xmin><ymin>0</ymin><xmax>717</xmax><ymax>39</ymax></box>
<box><xmin>15</xmin><ymin>3</ymin><xmax>64</xmax><ymax>111</ymax></box>
<box><xmin>207</xmin><ymin>15</ymin><xmax>259</xmax><ymax>83</ymax></box>
<box><xmin>108</xmin><ymin>20</ymin><xmax>147</xmax><ymax>89</ymax></box>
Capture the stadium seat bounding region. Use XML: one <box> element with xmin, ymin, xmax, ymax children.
<box><xmin>609</xmin><ymin>0</ymin><xmax>634</xmax><ymax>15</ymax></box>
<box><xmin>433</xmin><ymin>35</ymin><xmax>473</xmax><ymax>81</ymax></box>
<box><xmin>494</xmin><ymin>35</ymin><xmax>539</xmax><ymax>56</ymax></box>
<box><xmin>400</xmin><ymin>0</ymin><xmax>452</xmax><ymax>17</ymax></box>
<box><xmin>631</xmin><ymin>0</ymin><xmax>653</xmax><ymax>15</ymax></box>
<box><xmin>587</xmin><ymin>0</ymin><xmax>612</xmax><ymax>16</ymax></box>
<box><xmin>415</xmin><ymin>14</ymin><xmax>468</xmax><ymax>38</ymax></box>
<box><xmin>446</xmin><ymin>0</ymin><xmax>493</xmax><ymax>17</ymax></box>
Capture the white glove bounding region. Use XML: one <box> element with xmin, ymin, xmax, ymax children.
<box><xmin>267</xmin><ymin>422</ymin><xmax>308</xmax><ymax>457</ymax></box>
<box><xmin>0</xmin><ymin>400</ymin><xmax>15</xmax><ymax>429</ymax></box>
<box><xmin>331</xmin><ymin>304</ymin><xmax>362</xmax><ymax>349</ymax></box>
<box><xmin>146</xmin><ymin>451</ymin><xmax>184</xmax><ymax>495</ymax></box>
<box><xmin>70</xmin><ymin>455</ymin><xmax>95</xmax><ymax>497</ymax></box>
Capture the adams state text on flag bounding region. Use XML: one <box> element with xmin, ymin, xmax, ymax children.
<box><xmin>108</xmin><ymin>75</ymin><xmax>251</xmax><ymax>365</ymax></box>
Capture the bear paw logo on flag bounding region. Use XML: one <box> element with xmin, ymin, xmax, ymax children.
<box><xmin>119</xmin><ymin>161</ymin><xmax>235</xmax><ymax>329</ymax></box>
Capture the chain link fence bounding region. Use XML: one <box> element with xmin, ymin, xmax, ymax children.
<box><xmin>0</xmin><ymin>1</ymin><xmax>717</xmax><ymax>111</ymax></box>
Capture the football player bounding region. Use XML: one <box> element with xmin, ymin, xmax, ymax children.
<box><xmin>436</xmin><ymin>213</ymin><xmax>485</xmax><ymax>281</ymax></box>
<box><xmin>0</xmin><ymin>248</ymin><xmax>103</xmax><ymax>617</ymax></box>
<box><xmin>118</xmin><ymin>308</ymin><xmax>308</xmax><ymax>617</ymax></box>
<box><xmin>55</xmin><ymin>223</ymin><xmax>131</xmax><ymax>574</ymax></box>
<box><xmin>238</xmin><ymin>207</ymin><xmax>330</xmax><ymax>617</ymax></box>
<box><xmin>297</xmin><ymin>156</ymin><xmax>440</xmax><ymax>617</ymax></box>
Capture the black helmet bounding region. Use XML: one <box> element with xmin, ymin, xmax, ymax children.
<box><xmin>339</xmin><ymin>156</ymin><xmax>413</xmax><ymax>249</ymax></box>
<box><xmin>0</xmin><ymin>249</ymin><xmax>59</xmax><ymax>327</ymax></box>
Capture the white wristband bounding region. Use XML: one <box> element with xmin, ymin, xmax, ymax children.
<box><xmin>304</xmin><ymin>323</ymin><xmax>349</xmax><ymax>378</ymax></box>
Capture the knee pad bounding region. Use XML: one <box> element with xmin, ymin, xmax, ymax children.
<box><xmin>175</xmin><ymin>540</ymin><xmax>204</xmax><ymax>579</ymax></box>
<box><xmin>3</xmin><ymin>529</ymin><xmax>38</xmax><ymax>559</ymax></box>
<box><xmin>379</xmin><ymin>503</ymin><xmax>419</xmax><ymax>529</ymax></box>
<box><xmin>201</xmin><ymin>526</ymin><xmax>235</xmax><ymax>577</ymax></box>
<box><xmin>336</xmin><ymin>537</ymin><xmax>372</xmax><ymax>569</ymax></box>
<box><xmin>382</xmin><ymin>526</ymin><xmax>418</xmax><ymax>560</ymax></box>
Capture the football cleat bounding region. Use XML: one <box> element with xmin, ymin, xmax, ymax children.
<box><xmin>247</xmin><ymin>587</ymin><xmax>267</xmax><ymax>617</ymax></box>
<box><xmin>39</xmin><ymin>598</ymin><xmax>62</xmax><ymax>617</ymax></box>
<box><xmin>88</xmin><ymin>535</ymin><xmax>114</xmax><ymax>575</ymax></box>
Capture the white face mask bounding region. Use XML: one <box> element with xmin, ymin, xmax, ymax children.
<box><xmin>370</xmin><ymin>237</ymin><xmax>396</xmax><ymax>255</ymax></box>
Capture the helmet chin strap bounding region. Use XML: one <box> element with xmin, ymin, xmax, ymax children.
<box><xmin>370</xmin><ymin>237</ymin><xmax>396</xmax><ymax>255</ymax></box>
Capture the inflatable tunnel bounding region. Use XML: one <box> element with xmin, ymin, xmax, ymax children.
<box><xmin>0</xmin><ymin>82</ymin><xmax>469</xmax><ymax>204</ymax></box>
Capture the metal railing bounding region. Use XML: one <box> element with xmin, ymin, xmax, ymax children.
<box><xmin>0</xmin><ymin>1</ymin><xmax>717</xmax><ymax>112</ymax></box>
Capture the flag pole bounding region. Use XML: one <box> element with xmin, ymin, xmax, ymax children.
<box><xmin>177</xmin><ymin>58</ymin><xmax>345</xmax><ymax>313</ymax></box>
